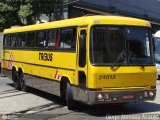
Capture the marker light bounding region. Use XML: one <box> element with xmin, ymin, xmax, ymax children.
<box><xmin>144</xmin><ymin>91</ymin><xmax>148</xmax><ymax>98</ymax></box>
<box><xmin>105</xmin><ymin>94</ymin><xmax>110</xmax><ymax>100</ymax></box>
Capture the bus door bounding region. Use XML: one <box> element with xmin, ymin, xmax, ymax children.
<box><xmin>77</xmin><ymin>27</ymin><xmax>88</xmax><ymax>102</ymax></box>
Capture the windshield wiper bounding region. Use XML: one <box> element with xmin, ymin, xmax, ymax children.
<box><xmin>128</xmin><ymin>54</ymin><xmax>146</xmax><ymax>68</ymax></box>
<box><xmin>112</xmin><ymin>50</ymin><xmax>147</xmax><ymax>68</ymax></box>
<box><xmin>112</xmin><ymin>50</ymin><xmax>127</xmax><ymax>67</ymax></box>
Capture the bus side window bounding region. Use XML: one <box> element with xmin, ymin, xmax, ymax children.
<box><xmin>36</xmin><ymin>31</ymin><xmax>46</xmax><ymax>48</ymax></box>
<box><xmin>4</xmin><ymin>34</ymin><xmax>11</xmax><ymax>48</ymax></box>
<box><xmin>72</xmin><ymin>28</ymin><xmax>77</xmax><ymax>49</ymax></box>
<box><xmin>59</xmin><ymin>28</ymin><xmax>77</xmax><ymax>50</ymax></box>
<box><xmin>47</xmin><ymin>29</ymin><xmax>57</xmax><ymax>49</ymax></box>
<box><xmin>18</xmin><ymin>33</ymin><xmax>26</xmax><ymax>48</ymax></box>
<box><xmin>10</xmin><ymin>34</ymin><xmax>17</xmax><ymax>48</ymax></box>
<box><xmin>55</xmin><ymin>30</ymin><xmax>60</xmax><ymax>49</ymax></box>
<box><xmin>26</xmin><ymin>32</ymin><xmax>36</xmax><ymax>48</ymax></box>
<box><xmin>59</xmin><ymin>29</ymin><xmax>64</xmax><ymax>49</ymax></box>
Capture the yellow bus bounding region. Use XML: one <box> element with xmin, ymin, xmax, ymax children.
<box><xmin>1</xmin><ymin>15</ymin><xmax>156</xmax><ymax>109</ymax></box>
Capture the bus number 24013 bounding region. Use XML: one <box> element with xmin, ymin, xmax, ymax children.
<box><xmin>98</xmin><ymin>74</ymin><xmax>116</xmax><ymax>80</ymax></box>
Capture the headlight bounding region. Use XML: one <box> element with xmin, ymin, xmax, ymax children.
<box><xmin>97</xmin><ymin>93</ymin><xmax>103</xmax><ymax>100</ymax></box>
<box><xmin>149</xmin><ymin>91</ymin><xmax>154</xmax><ymax>97</ymax></box>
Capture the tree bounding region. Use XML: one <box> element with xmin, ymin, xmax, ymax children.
<box><xmin>0</xmin><ymin>0</ymin><xmax>63</xmax><ymax>31</ymax></box>
<box><xmin>0</xmin><ymin>0</ymin><xmax>18</xmax><ymax>31</ymax></box>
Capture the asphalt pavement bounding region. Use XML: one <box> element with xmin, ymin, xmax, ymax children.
<box><xmin>0</xmin><ymin>76</ymin><xmax>160</xmax><ymax>120</ymax></box>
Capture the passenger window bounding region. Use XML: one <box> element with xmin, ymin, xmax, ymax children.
<box><xmin>59</xmin><ymin>28</ymin><xmax>77</xmax><ymax>50</ymax></box>
<box><xmin>10</xmin><ymin>34</ymin><xmax>17</xmax><ymax>48</ymax></box>
<box><xmin>47</xmin><ymin>30</ymin><xmax>56</xmax><ymax>48</ymax></box>
<box><xmin>55</xmin><ymin>30</ymin><xmax>60</xmax><ymax>49</ymax></box>
<box><xmin>18</xmin><ymin>33</ymin><xmax>26</xmax><ymax>48</ymax></box>
<box><xmin>36</xmin><ymin>31</ymin><xmax>46</xmax><ymax>48</ymax></box>
<box><xmin>4</xmin><ymin>34</ymin><xmax>11</xmax><ymax>48</ymax></box>
<box><xmin>26</xmin><ymin>32</ymin><xmax>36</xmax><ymax>47</ymax></box>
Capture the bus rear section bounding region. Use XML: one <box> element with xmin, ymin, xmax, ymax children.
<box><xmin>73</xmin><ymin>24</ymin><xmax>156</xmax><ymax>105</ymax></box>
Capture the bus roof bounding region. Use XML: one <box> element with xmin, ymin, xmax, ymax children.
<box><xmin>154</xmin><ymin>30</ymin><xmax>160</xmax><ymax>38</ymax></box>
<box><xmin>3</xmin><ymin>15</ymin><xmax>151</xmax><ymax>34</ymax></box>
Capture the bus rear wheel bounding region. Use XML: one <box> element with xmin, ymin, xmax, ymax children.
<box><xmin>19</xmin><ymin>72</ymin><xmax>27</xmax><ymax>92</ymax></box>
<box><xmin>12</xmin><ymin>70</ymin><xmax>21</xmax><ymax>90</ymax></box>
<box><xmin>66</xmin><ymin>82</ymin><xmax>76</xmax><ymax>110</ymax></box>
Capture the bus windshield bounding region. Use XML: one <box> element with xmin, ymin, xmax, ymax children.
<box><xmin>90</xmin><ymin>26</ymin><xmax>153</xmax><ymax>66</ymax></box>
<box><xmin>154</xmin><ymin>38</ymin><xmax>160</xmax><ymax>64</ymax></box>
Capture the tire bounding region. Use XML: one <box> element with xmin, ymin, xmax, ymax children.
<box><xmin>19</xmin><ymin>72</ymin><xmax>28</xmax><ymax>92</ymax></box>
<box><xmin>66</xmin><ymin>82</ymin><xmax>76</xmax><ymax>110</ymax></box>
<box><xmin>60</xmin><ymin>82</ymin><xmax>67</xmax><ymax>104</ymax></box>
<box><xmin>12</xmin><ymin>70</ymin><xmax>21</xmax><ymax>90</ymax></box>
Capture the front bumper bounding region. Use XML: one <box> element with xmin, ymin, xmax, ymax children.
<box><xmin>73</xmin><ymin>87</ymin><xmax>156</xmax><ymax>105</ymax></box>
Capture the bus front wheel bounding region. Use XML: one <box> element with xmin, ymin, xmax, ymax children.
<box><xmin>66</xmin><ymin>82</ymin><xmax>76</xmax><ymax>110</ymax></box>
